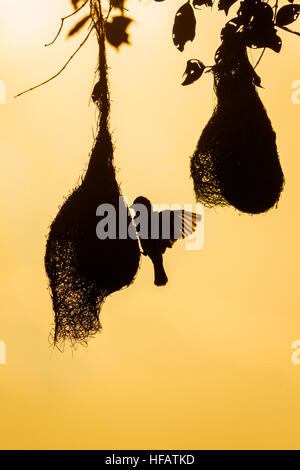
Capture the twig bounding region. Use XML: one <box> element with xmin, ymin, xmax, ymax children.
<box><xmin>105</xmin><ymin>1</ymin><xmax>113</xmax><ymax>21</ymax></box>
<box><xmin>45</xmin><ymin>0</ymin><xmax>89</xmax><ymax>47</ymax></box>
<box><xmin>274</xmin><ymin>0</ymin><xmax>279</xmax><ymax>18</ymax></box>
<box><xmin>254</xmin><ymin>48</ymin><xmax>266</xmax><ymax>69</ymax></box>
<box><xmin>277</xmin><ymin>24</ymin><xmax>300</xmax><ymax>37</ymax></box>
<box><xmin>14</xmin><ymin>25</ymin><xmax>94</xmax><ymax>98</ymax></box>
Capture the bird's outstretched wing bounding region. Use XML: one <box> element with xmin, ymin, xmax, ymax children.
<box><xmin>160</xmin><ymin>210</ymin><xmax>202</xmax><ymax>249</ymax></box>
<box><xmin>174</xmin><ymin>210</ymin><xmax>201</xmax><ymax>239</ymax></box>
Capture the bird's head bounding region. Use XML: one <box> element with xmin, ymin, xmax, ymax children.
<box><xmin>131</xmin><ymin>196</ymin><xmax>152</xmax><ymax>212</ymax></box>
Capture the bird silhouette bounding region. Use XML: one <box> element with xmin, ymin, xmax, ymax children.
<box><xmin>131</xmin><ymin>196</ymin><xmax>201</xmax><ymax>286</ymax></box>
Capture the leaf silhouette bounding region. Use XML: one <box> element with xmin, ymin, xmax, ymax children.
<box><xmin>67</xmin><ymin>14</ymin><xmax>91</xmax><ymax>37</ymax></box>
<box><xmin>252</xmin><ymin>2</ymin><xmax>274</xmax><ymax>24</ymax></box>
<box><xmin>218</xmin><ymin>0</ymin><xmax>239</xmax><ymax>15</ymax></box>
<box><xmin>105</xmin><ymin>16</ymin><xmax>133</xmax><ymax>49</ymax></box>
<box><xmin>182</xmin><ymin>59</ymin><xmax>205</xmax><ymax>85</ymax></box>
<box><xmin>237</xmin><ymin>0</ymin><xmax>274</xmax><ymax>26</ymax></box>
<box><xmin>276</xmin><ymin>4</ymin><xmax>300</xmax><ymax>26</ymax></box>
<box><xmin>193</xmin><ymin>0</ymin><xmax>213</xmax><ymax>9</ymax></box>
<box><xmin>172</xmin><ymin>2</ymin><xmax>196</xmax><ymax>52</ymax></box>
<box><xmin>243</xmin><ymin>3</ymin><xmax>281</xmax><ymax>53</ymax></box>
<box><xmin>246</xmin><ymin>26</ymin><xmax>282</xmax><ymax>52</ymax></box>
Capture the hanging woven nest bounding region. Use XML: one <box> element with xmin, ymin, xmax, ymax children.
<box><xmin>45</xmin><ymin>1</ymin><xmax>140</xmax><ymax>347</ymax></box>
<box><xmin>191</xmin><ymin>43</ymin><xmax>284</xmax><ymax>214</ymax></box>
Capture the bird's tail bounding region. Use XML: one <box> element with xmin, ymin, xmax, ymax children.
<box><xmin>152</xmin><ymin>255</ymin><xmax>168</xmax><ymax>286</ymax></box>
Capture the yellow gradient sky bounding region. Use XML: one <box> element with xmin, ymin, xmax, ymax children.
<box><xmin>0</xmin><ymin>0</ymin><xmax>299</xmax><ymax>449</ymax></box>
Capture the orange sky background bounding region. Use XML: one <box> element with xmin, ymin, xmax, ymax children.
<box><xmin>0</xmin><ymin>0</ymin><xmax>299</xmax><ymax>449</ymax></box>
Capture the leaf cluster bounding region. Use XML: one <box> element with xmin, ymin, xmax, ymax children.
<box><xmin>165</xmin><ymin>0</ymin><xmax>300</xmax><ymax>86</ymax></box>
<box><xmin>69</xmin><ymin>0</ymin><xmax>133</xmax><ymax>49</ymax></box>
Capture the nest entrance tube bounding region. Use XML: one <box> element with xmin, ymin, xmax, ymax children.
<box><xmin>191</xmin><ymin>48</ymin><xmax>284</xmax><ymax>214</ymax></box>
<box><xmin>45</xmin><ymin>0</ymin><xmax>140</xmax><ymax>347</ymax></box>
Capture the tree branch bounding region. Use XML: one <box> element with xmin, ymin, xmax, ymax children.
<box><xmin>105</xmin><ymin>1</ymin><xmax>113</xmax><ymax>21</ymax></box>
<box><xmin>15</xmin><ymin>25</ymin><xmax>94</xmax><ymax>98</ymax></box>
<box><xmin>45</xmin><ymin>0</ymin><xmax>89</xmax><ymax>47</ymax></box>
<box><xmin>274</xmin><ymin>0</ymin><xmax>279</xmax><ymax>18</ymax></box>
<box><xmin>254</xmin><ymin>48</ymin><xmax>266</xmax><ymax>69</ymax></box>
<box><xmin>277</xmin><ymin>24</ymin><xmax>300</xmax><ymax>37</ymax></box>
